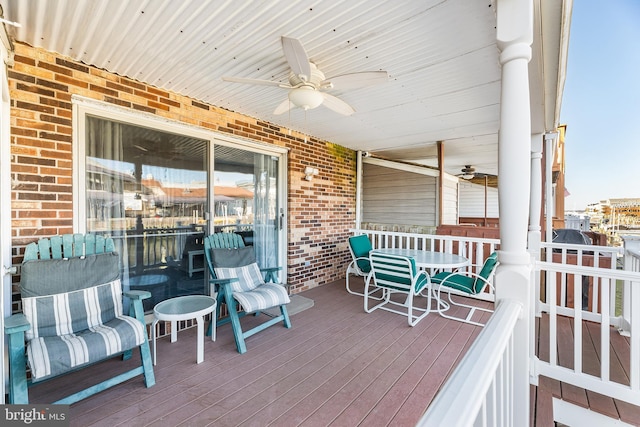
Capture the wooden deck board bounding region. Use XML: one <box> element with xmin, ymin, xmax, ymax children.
<box><xmin>26</xmin><ymin>278</ymin><xmax>492</xmax><ymax>427</ymax></box>
<box><xmin>24</xmin><ymin>276</ymin><xmax>640</xmax><ymax>426</ymax></box>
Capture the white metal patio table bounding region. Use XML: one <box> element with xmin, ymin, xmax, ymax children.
<box><xmin>152</xmin><ymin>295</ymin><xmax>217</xmax><ymax>365</ymax></box>
<box><xmin>370</xmin><ymin>248</ymin><xmax>469</xmax><ymax>272</ymax></box>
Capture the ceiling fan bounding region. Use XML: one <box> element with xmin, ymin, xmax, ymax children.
<box><xmin>222</xmin><ymin>36</ymin><xmax>389</xmax><ymax>116</ymax></box>
<box><xmin>458</xmin><ymin>165</ymin><xmax>476</xmax><ymax>180</ymax></box>
<box><xmin>458</xmin><ymin>165</ymin><xmax>498</xmax><ymax>181</ymax></box>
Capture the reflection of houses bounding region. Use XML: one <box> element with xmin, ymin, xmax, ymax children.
<box><xmin>86</xmin><ymin>157</ymin><xmax>254</xmax><ymax>224</ymax></box>
<box><xmin>86</xmin><ymin>158</ymin><xmax>135</xmax><ymax>222</ymax></box>
<box><xmin>144</xmin><ymin>180</ymin><xmax>254</xmax><ymax>223</ymax></box>
<box><xmin>141</xmin><ymin>178</ymin><xmax>206</xmax><ymax>219</ymax></box>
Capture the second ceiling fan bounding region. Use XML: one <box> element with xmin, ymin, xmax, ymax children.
<box><xmin>222</xmin><ymin>36</ymin><xmax>389</xmax><ymax>116</ymax></box>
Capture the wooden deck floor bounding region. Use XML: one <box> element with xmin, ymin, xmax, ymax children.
<box><xmin>25</xmin><ymin>277</ymin><xmax>640</xmax><ymax>426</ymax></box>
<box><xmin>27</xmin><ymin>278</ymin><xmax>491</xmax><ymax>427</ymax></box>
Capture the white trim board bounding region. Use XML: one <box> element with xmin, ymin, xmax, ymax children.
<box><xmin>553</xmin><ymin>398</ymin><xmax>633</xmax><ymax>427</ymax></box>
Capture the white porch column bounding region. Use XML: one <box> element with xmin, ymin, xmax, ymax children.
<box><xmin>530</xmin><ymin>134</ymin><xmax>543</xmax><ymax>318</ymax></box>
<box><xmin>529</xmin><ymin>133</ymin><xmax>543</xmax><ymax>255</ymax></box>
<box><xmin>495</xmin><ymin>0</ymin><xmax>534</xmax><ymax>425</ymax></box>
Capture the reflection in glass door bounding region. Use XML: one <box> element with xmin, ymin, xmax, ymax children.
<box><xmin>213</xmin><ymin>145</ymin><xmax>280</xmax><ymax>269</ymax></box>
<box><xmin>84</xmin><ymin>116</ymin><xmax>209</xmax><ymax>311</ymax></box>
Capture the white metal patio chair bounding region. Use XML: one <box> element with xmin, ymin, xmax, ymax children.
<box><xmin>365</xmin><ymin>251</ymin><xmax>431</xmax><ymax>326</ymax></box>
<box><xmin>430</xmin><ymin>252</ymin><xmax>498</xmax><ymax>326</ymax></box>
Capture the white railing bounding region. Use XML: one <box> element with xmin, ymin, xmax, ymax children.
<box><xmin>536</xmin><ymin>243</ymin><xmax>623</xmax><ymax>323</ymax></box>
<box><xmin>622</xmin><ymin>247</ymin><xmax>640</xmax><ymax>334</ymax></box>
<box><xmin>533</xmin><ymin>260</ymin><xmax>640</xmax><ymax>405</ymax></box>
<box><xmin>540</xmin><ymin>240</ymin><xmax>622</xmax><ymax>268</ymax></box>
<box><xmin>417</xmin><ymin>300</ymin><xmax>522</xmax><ymax>427</ymax></box>
<box><xmin>351</xmin><ymin>229</ymin><xmax>640</xmax><ymax>408</ymax></box>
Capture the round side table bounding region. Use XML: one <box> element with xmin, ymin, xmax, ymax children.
<box><xmin>151</xmin><ymin>295</ymin><xmax>217</xmax><ymax>365</ymax></box>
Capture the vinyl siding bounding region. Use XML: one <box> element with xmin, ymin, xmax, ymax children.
<box><xmin>442</xmin><ymin>176</ymin><xmax>458</xmax><ymax>224</ymax></box>
<box><xmin>459</xmin><ymin>181</ymin><xmax>499</xmax><ymax>217</ymax></box>
<box><xmin>362</xmin><ymin>163</ymin><xmax>436</xmax><ymax>226</ymax></box>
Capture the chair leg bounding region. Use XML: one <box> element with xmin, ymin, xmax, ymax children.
<box><xmin>407</xmin><ymin>291</ymin><xmax>431</xmax><ymax>327</ymax></box>
<box><xmin>8</xmin><ymin>331</ymin><xmax>29</xmax><ymax>404</ymax></box>
<box><xmin>436</xmin><ymin>288</ymin><xmax>493</xmax><ymax>327</ymax></box>
<box><xmin>363</xmin><ymin>280</ymin><xmax>390</xmax><ymax>313</ymax></box>
<box><xmin>139</xmin><ymin>337</ymin><xmax>156</xmax><ymax>387</ymax></box>
<box><xmin>280</xmin><ymin>304</ymin><xmax>292</xmax><ymax>328</ymax></box>
<box><xmin>347</xmin><ymin>272</ymin><xmax>382</xmax><ymax>299</ymax></box>
<box><xmin>223</xmin><ymin>290</ymin><xmax>248</xmax><ymax>354</ymax></box>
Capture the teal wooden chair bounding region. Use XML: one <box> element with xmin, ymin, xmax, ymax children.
<box><xmin>207</xmin><ymin>232</ymin><xmax>245</xmax><ymax>249</ymax></box>
<box><xmin>366</xmin><ymin>252</ymin><xmax>431</xmax><ymax>326</ymax></box>
<box><xmin>5</xmin><ymin>233</ymin><xmax>155</xmax><ymax>404</ymax></box>
<box><xmin>430</xmin><ymin>252</ymin><xmax>499</xmax><ymax>326</ymax></box>
<box><xmin>204</xmin><ymin>233</ymin><xmax>291</xmax><ymax>354</ymax></box>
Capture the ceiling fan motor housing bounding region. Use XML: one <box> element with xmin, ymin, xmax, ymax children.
<box><xmin>289</xmin><ymin>62</ymin><xmax>325</xmax><ymax>86</ymax></box>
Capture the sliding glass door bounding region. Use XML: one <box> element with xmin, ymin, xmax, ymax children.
<box><xmin>212</xmin><ymin>145</ymin><xmax>281</xmax><ymax>269</ymax></box>
<box><xmin>84</xmin><ymin>115</ymin><xmax>209</xmax><ymax>310</ymax></box>
<box><xmin>75</xmin><ymin>100</ymin><xmax>288</xmax><ymax>312</ymax></box>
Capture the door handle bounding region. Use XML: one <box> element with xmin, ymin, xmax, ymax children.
<box><xmin>3</xmin><ymin>265</ymin><xmax>17</xmax><ymax>275</ymax></box>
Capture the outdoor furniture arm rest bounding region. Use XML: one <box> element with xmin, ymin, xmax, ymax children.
<box><xmin>5</xmin><ymin>313</ymin><xmax>30</xmax><ymax>335</ymax></box>
<box><xmin>124</xmin><ymin>290</ymin><xmax>152</xmax><ymax>323</ymax></box>
<box><xmin>432</xmin><ymin>271</ymin><xmax>495</xmax><ymax>294</ymax></box>
<box><xmin>209</xmin><ymin>277</ymin><xmax>239</xmax><ymax>295</ymax></box>
<box><xmin>209</xmin><ymin>277</ymin><xmax>239</xmax><ymax>286</ymax></box>
<box><xmin>124</xmin><ymin>290</ymin><xmax>152</xmax><ymax>300</ymax></box>
<box><xmin>260</xmin><ymin>266</ymin><xmax>281</xmax><ymax>283</ymax></box>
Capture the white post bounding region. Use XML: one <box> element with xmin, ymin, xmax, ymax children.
<box><xmin>355</xmin><ymin>151</ymin><xmax>363</xmax><ymax>229</ymax></box>
<box><xmin>495</xmin><ymin>0</ymin><xmax>534</xmax><ymax>425</ymax></box>
<box><xmin>530</xmin><ymin>134</ymin><xmax>543</xmax><ymax>318</ymax></box>
<box><xmin>544</xmin><ymin>133</ymin><xmax>557</xmax><ymax>254</ymax></box>
<box><xmin>621</xmin><ymin>235</ymin><xmax>640</xmax><ymax>335</ymax></box>
<box><xmin>529</xmin><ymin>133</ymin><xmax>543</xmax><ymax>255</ymax></box>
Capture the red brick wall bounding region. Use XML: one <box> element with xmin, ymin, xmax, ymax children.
<box><xmin>9</xmin><ymin>43</ymin><xmax>355</xmax><ymax>293</ymax></box>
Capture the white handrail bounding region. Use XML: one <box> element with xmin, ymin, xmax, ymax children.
<box><xmin>534</xmin><ymin>260</ymin><xmax>640</xmax><ymax>405</ymax></box>
<box><xmin>417</xmin><ymin>300</ymin><xmax>522</xmax><ymax>427</ymax></box>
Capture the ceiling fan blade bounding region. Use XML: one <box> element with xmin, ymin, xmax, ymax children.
<box><xmin>323</xmin><ymin>71</ymin><xmax>389</xmax><ymax>89</ymax></box>
<box><xmin>273</xmin><ymin>98</ymin><xmax>293</xmax><ymax>115</ymax></box>
<box><xmin>322</xmin><ymin>93</ymin><xmax>355</xmax><ymax>116</ymax></box>
<box><xmin>281</xmin><ymin>36</ymin><xmax>311</xmax><ymax>81</ymax></box>
<box><xmin>222</xmin><ymin>76</ymin><xmax>290</xmax><ymax>88</ymax></box>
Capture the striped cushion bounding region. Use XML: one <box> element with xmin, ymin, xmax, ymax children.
<box><xmin>215</xmin><ymin>263</ymin><xmax>265</xmax><ymax>292</ymax></box>
<box><xmin>232</xmin><ymin>283</ymin><xmax>291</xmax><ymax>313</ymax></box>
<box><xmin>27</xmin><ymin>315</ymin><xmax>146</xmax><ymax>381</ymax></box>
<box><xmin>22</xmin><ymin>279</ymin><xmax>123</xmax><ymax>340</ymax></box>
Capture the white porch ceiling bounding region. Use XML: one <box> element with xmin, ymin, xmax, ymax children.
<box><xmin>1</xmin><ymin>0</ymin><xmax>568</xmax><ymax>178</ymax></box>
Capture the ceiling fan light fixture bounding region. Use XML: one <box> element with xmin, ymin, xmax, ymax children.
<box><xmin>288</xmin><ymin>86</ymin><xmax>323</xmax><ymax>110</ymax></box>
<box><xmin>460</xmin><ymin>165</ymin><xmax>476</xmax><ymax>179</ymax></box>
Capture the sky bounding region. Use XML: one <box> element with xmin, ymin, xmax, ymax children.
<box><xmin>560</xmin><ymin>0</ymin><xmax>640</xmax><ymax>211</ymax></box>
